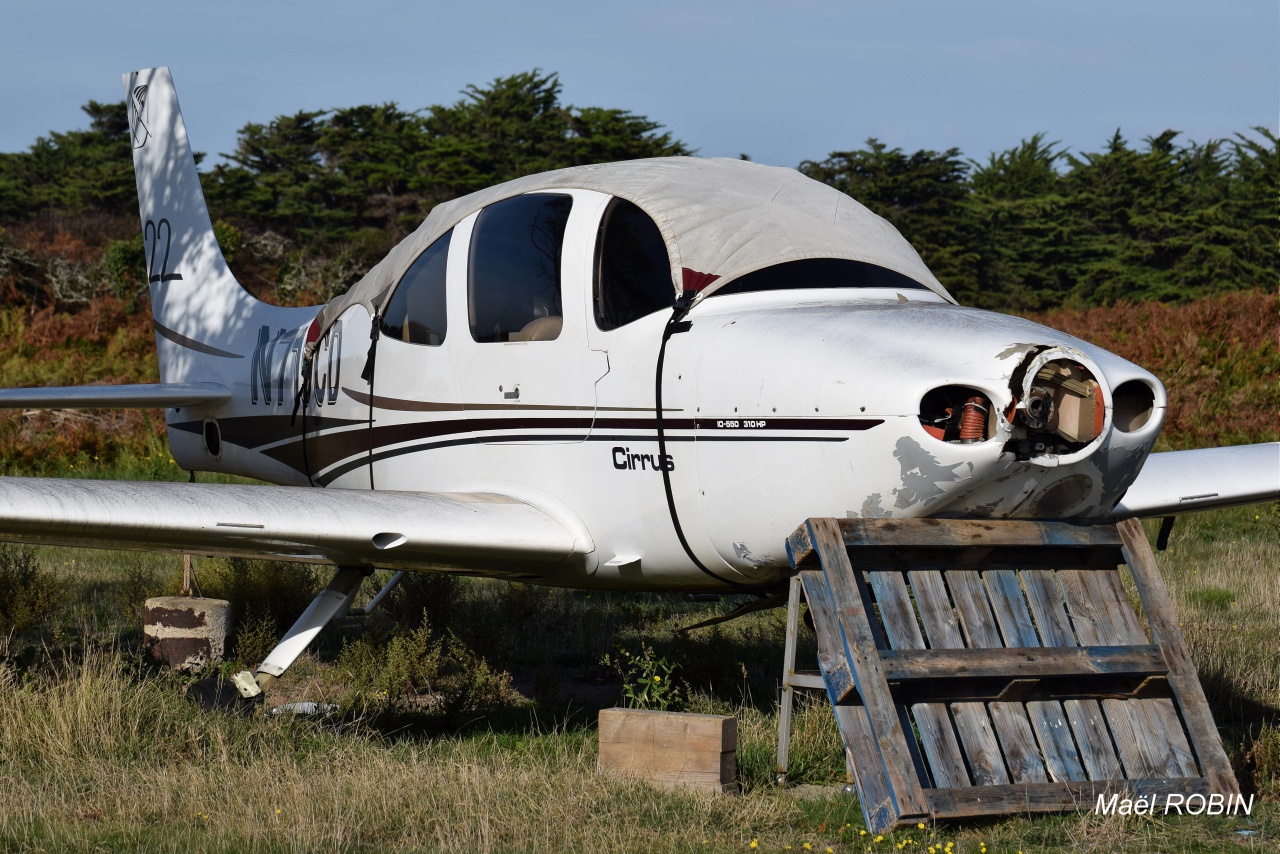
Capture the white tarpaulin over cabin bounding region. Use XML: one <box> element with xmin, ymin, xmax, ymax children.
<box><xmin>315</xmin><ymin>156</ymin><xmax>953</xmax><ymax>334</ymax></box>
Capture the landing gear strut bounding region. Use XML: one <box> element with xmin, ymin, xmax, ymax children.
<box><xmin>189</xmin><ymin>566</ymin><xmax>371</xmax><ymax>714</ymax></box>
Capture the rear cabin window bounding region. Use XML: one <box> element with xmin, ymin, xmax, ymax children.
<box><xmin>594</xmin><ymin>199</ymin><xmax>673</xmax><ymax>330</ymax></box>
<box><xmin>709</xmin><ymin>258</ymin><xmax>929</xmax><ymax>297</ymax></box>
<box><xmin>468</xmin><ymin>194</ymin><xmax>573</xmax><ymax>343</ymax></box>
<box><xmin>380</xmin><ymin>230</ymin><xmax>451</xmax><ymax>346</ymax></box>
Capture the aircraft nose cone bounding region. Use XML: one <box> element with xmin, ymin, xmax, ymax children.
<box><xmin>847</xmin><ymin>305</ymin><xmax>1167</xmax><ymax>518</ymax></box>
<box><xmin>686</xmin><ymin>298</ymin><xmax>1166</xmax><ymax>520</ymax></box>
<box><xmin>906</xmin><ymin>338</ymin><xmax>1165</xmax><ymax>518</ymax></box>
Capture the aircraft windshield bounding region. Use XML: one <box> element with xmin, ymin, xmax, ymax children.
<box><xmin>708</xmin><ymin>258</ymin><xmax>929</xmax><ymax>297</ymax></box>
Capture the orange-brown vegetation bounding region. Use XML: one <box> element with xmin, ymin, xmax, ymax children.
<box><xmin>1027</xmin><ymin>290</ymin><xmax>1279</xmax><ymax>449</ymax></box>
<box><xmin>0</xmin><ymin>295</ymin><xmax>163</xmax><ymax>473</ymax></box>
<box><xmin>0</xmin><ymin>290</ymin><xmax>1273</xmax><ymax>473</ymax></box>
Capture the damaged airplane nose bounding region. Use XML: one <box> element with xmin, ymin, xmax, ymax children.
<box><xmin>934</xmin><ymin>347</ymin><xmax>1136</xmax><ymax>464</ymax></box>
<box><xmin>919</xmin><ymin>346</ymin><xmax>1148</xmax><ymax>458</ymax></box>
<box><xmin>680</xmin><ymin>296</ymin><xmax>1171</xmax><ymax>576</ymax></box>
<box><xmin>909</xmin><ymin>338</ymin><xmax>1166</xmax><ymax>519</ymax></box>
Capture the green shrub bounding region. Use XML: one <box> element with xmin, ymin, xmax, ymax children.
<box><xmin>197</xmin><ymin>558</ymin><xmax>320</xmax><ymax>655</ymax></box>
<box><xmin>335</xmin><ymin>616</ymin><xmax>517</xmax><ymax>720</ymax></box>
<box><xmin>436</xmin><ymin>631</ymin><xmax>518</xmax><ymax>720</ymax></box>
<box><xmin>116</xmin><ymin>560</ymin><xmax>173</xmax><ymax>625</ymax></box>
<box><xmin>383</xmin><ymin>621</ymin><xmax>443</xmax><ymax>699</ymax></box>
<box><xmin>336</xmin><ymin>617</ymin><xmax>441</xmax><ymax>705</ymax></box>
<box><xmin>212</xmin><ymin>221</ymin><xmax>244</xmax><ymax>263</ymax></box>
<box><xmin>102</xmin><ymin>235</ymin><xmax>144</xmax><ymax>299</ymax></box>
<box><xmin>232</xmin><ymin>613</ymin><xmax>282</xmax><ymax>668</ymax></box>
<box><xmin>0</xmin><ymin>544</ymin><xmax>64</xmax><ymax>636</ymax></box>
<box><xmin>380</xmin><ymin>571</ymin><xmax>458</xmax><ymax>631</ymax></box>
<box><xmin>601</xmin><ymin>641</ymin><xmax>686</xmax><ymax>711</ymax></box>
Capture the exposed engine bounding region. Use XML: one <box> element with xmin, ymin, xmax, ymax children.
<box><xmin>918</xmin><ymin>346</ymin><xmax>1154</xmax><ymax>462</ymax></box>
<box><xmin>1003</xmin><ymin>347</ymin><xmax>1104</xmax><ymax>460</ymax></box>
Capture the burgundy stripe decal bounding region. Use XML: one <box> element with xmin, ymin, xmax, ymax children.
<box><xmin>196</xmin><ymin>410</ymin><xmax>883</xmax><ymax>479</ymax></box>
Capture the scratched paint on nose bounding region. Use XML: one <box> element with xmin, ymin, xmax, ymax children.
<box><xmin>860</xmin><ymin>492</ymin><xmax>889</xmax><ymax>518</ymax></box>
<box><xmin>996</xmin><ymin>343</ymin><xmax>1038</xmax><ymax>361</ymax></box>
<box><xmin>890</xmin><ymin>436</ymin><xmax>972</xmax><ymax>511</ymax></box>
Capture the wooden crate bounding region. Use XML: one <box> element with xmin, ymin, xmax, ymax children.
<box><xmin>598</xmin><ymin>708</ymin><xmax>738</xmax><ymax>793</ymax></box>
<box><xmin>785</xmin><ymin>517</ymin><xmax>1238</xmax><ymax>832</ymax></box>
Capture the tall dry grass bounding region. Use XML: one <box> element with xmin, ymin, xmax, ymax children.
<box><xmin>0</xmin><ymin>649</ymin><xmax>827</xmax><ymax>852</ymax></box>
<box><xmin>1141</xmin><ymin>507</ymin><xmax>1280</xmax><ymax>716</ymax></box>
<box><xmin>2</xmin><ymin>505</ymin><xmax>1277</xmax><ymax>851</ymax></box>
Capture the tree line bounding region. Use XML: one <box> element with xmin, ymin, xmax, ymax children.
<box><xmin>0</xmin><ymin>70</ymin><xmax>1273</xmax><ymax>311</ymax></box>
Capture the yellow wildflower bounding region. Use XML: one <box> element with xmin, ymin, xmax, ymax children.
<box><xmin>750</xmin><ymin>840</ymin><xmax>758</xmax><ymax>850</ymax></box>
<box><xmin>654</xmin><ymin>675</ymin><xmax>661</xmax><ymax>683</ymax></box>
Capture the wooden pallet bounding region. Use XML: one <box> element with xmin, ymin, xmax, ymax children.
<box><xmin>783</xmin><ymin>516</ymin><xmax>1238</xmax><ymax>833</ymax></box>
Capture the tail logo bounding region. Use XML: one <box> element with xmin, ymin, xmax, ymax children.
<box><xmin>129</xmin><ymin>84</ymin><xmax>150</xmax><ymax>149</ymax></box>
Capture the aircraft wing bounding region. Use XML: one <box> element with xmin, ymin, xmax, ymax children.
<box><xmin>1110</xmin><ymin>443</ymin><xmax>1280</xmax><ymax>518</ymax></box>
<box><xmin>0</xmin><ymin>477</ymin><xmax>594</xmax><ymax>579</ymax></box>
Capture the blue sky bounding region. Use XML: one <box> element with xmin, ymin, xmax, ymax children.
<box><xmin>1</xmin><ymin>1</ymin><xmax>1275</xmax><ymax>167</ymax></box>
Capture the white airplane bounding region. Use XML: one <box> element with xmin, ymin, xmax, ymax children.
<box><xmin>0</xmin><ymin>68</ymin><xmax>1275</xmax><ymax>703</ymax></box>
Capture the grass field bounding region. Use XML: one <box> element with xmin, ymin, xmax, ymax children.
<box><xmin>0</xmin><ymin>480</ymin><xmax>1276</xmax><ymax>852</ymax></box>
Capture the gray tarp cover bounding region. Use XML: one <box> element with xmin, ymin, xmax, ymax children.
<box><xmin>315</xmin><ymin>156</ymin><xmax>952</xmax><ymax>334</ymax></box>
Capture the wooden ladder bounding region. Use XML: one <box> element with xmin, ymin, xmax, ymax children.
<box><xmin>780</xmin><ymin>516</ymin><xmax>1238</xmax><ymax>833</ymax></box>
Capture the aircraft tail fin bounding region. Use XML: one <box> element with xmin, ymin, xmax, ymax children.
<box><xmin>123</xmin><ymin>67</ymin><xmax>311</xmax><ymax>385</ymax></box>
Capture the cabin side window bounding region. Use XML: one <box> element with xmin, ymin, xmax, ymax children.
<box><xmin>379</xmin><ymin>230</ymin><xmax>451</xmax><ymax>346</ymax></box>
<box><xmin>468</xmin><ymin>193</ymin><xmax>573</xmax><ymax>343</ymax></box>
<box><xmin>594</xmin><ymin>198</ymin><xmax>673</xmax><ymax>330</ymax></box>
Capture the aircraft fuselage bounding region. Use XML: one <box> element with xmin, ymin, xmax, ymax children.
<box><xmin>163</xmin><ymin>189</ymin><xmax>1166</xmax><ymax>591</ymax></box>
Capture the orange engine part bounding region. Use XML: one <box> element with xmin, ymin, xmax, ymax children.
<box><xmin>1093</xmin><ymin>382</ymin><xmax>1105</xmax><ymax>438</ymax></box>
<box><xmin>959</xmin><ymin>397</ymin><xmax>988</xmax><ymax>442</ymax></box>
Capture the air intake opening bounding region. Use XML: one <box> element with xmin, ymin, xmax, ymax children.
<box><xmin>919</xmin><ymin>386</ymin><xmax>995</xmax><ymax>443</ymax></box>
<box><xmin>203</xmin><ymin>419</ymin><xmax>221</xmax><ymax>459</ymax></box>
<box><xmin>1113</xmin><ymin>380</ymin><xmax>1156</xmax><ymax>433</ymax></box>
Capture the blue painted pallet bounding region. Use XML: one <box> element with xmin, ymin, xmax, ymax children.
<box><xmin>785</xmin><ymin>517</ymin><xmax>1236</xmax><ymax>833</ymax></box>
